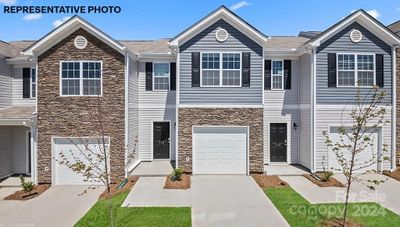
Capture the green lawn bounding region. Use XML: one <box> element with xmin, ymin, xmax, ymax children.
<box><xmin>75</xmin><ymin>191</ymin><xmax>191</xmax><ymax>227</ymax></box>
<box><xmin>265</xmin><ymin>186</ymin><xmax>400</xmax><ymax>227</ymax></box>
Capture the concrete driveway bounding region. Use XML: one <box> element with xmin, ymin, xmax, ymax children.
<box><xmin>191</xmin><ymin>175</ymin><xmax>289</xmax><ymax>227</ymax></box>
<box><xmin>0</xmin><ymin>186</ymin><xmax>103</xmax><ymax>227</ymax></box>
<box><xmin>281</xmin><ymin>173</ymin><xmax>400</xmax><ymax>215</ymax></box>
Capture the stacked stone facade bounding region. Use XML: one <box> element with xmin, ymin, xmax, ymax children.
<box><xmin>37</xmin><ymin>28</ymin><xmax>125</xmax><ymax>183</ymax></box>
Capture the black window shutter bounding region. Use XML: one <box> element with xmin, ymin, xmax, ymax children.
<box><xmin>284</xmin><ymin>60</ymin><xmax>291</xmax><ymax>89</ymax></box>
<box><xmin>264</xmin><ymin>60</ymin><xmax>271</xmax><ymax>90</ymax></box>
<box><xmin>145</xmin><ymin>62</ymin><xmax>153</xmax><ymax>91</ymax></box>
<box><xmin>376</xmin><ymin>54</ymin><xmax>384</xmax><ymax>87</ymax></box>
<box><xmin>192</xmin><ymin>52</ymin><xmax>200</xmax><ymax>87</ymax></box>
<box><xmin>22</xmin><ymin>68</ymin><xmax>30</xmax><ymax>98</ymax></box>
<box><xmin>242</xmin><ymin>52</ymin><xmax>250</xmax><ymax>87</ymax></box>
<box><xmin>328</xmin><ymin>53</ymin><xmax>337</xmax><ymax>87</ymax></box>
<box><xmin>170</xmin><ymin>62</ymin><xmax>176</xmax><ymax>90</ymax></box>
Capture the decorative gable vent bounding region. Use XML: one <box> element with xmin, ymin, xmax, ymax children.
<box><xmin>74</xmin><ymin>36</ymin><xmax>88</xmax><ymax>49</ymax></box>
<box><xmin>350</xmin><ymin>29</ymin><xmax>362</xmax><ymax>43</ymax></box>
<box><xmin>215</xmin><ymin>28</ymin><xmax>228</xmax><ymax>42</ymax></box>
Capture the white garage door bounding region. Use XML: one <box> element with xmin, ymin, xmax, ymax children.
<box><xmin>53</xmin><ymin>138</ymin><xmax>109</xmax><ymax>185</ymax></box>
<box><xmin>328</xmin><ymin>127</ymin><xmax>379</xmax><ymax>173</ymax></box>
<box><xmin>193</xmin><ymin>127</ymin><xmax>247</xmax><ymax>174</ymax></box>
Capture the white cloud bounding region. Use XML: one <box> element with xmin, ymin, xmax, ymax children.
<box><xmin>0</xmin><ymin>0</ymin><xmax>16</xmax><ymax>5</ymax></box>
<box><xmin>229</xmin><ymin>1</ymin><xmax>250</xmax><ymax>11</ymax></box>
<box><xmin>22</xmin><ymin>13</ymin><xmax>42</xmax><ymax>21</ymax></box>
<box><xmin>52</xmin><ymin>16</ymin><xmax>71</xmax><ymax>28</ymax></box>
<box><xmin>397</xmin><ymin>6</ymin><xmax>400</xmax><ymax>11</ymax></box>
<box><xmin>366</xmin><ymin>9</ymin><xmax>380</xmax><ymax>19</ymax></box>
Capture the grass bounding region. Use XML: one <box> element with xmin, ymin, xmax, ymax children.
<box><xmin>75</xmin><ymin>190</ymin><xmax>191</xmax><ymax>227</ymax></box>
<box><xmin>265</xmin><ymin>186</ymin><xmax>400</xmax><ymax>227</ymax></box>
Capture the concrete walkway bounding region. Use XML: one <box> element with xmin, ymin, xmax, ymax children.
<box><xmin>281</xmin><ymin>174</ymin><xmax>400</xmax><ymax>215</ymax></box>
<box><xmin>0</xmin><ymin>186</ymin><xmax>103</xmax><ymax>227</ymax></box>
<box><xmin>122</xmin><ymin>177</ymin><xmax>191</xmax><ymax>207</ymax></box>
<box><xmin>130</xmin><ymin>160</ymin><xmax>174</xmax><ymax>176</ymax></box>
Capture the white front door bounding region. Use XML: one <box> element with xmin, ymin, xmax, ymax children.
<box><xmin>193</xmin><ymin>127</ymin><xmax>247</xmax><ymax>174</ymax></box>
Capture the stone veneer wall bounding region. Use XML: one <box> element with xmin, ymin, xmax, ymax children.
<box><xmin>397</xmin><ymin>49</ymin><xmax>400</xmax><ymax>165</ymax></box>
<box><xmin>37</xmin><ymin>28</ymin><xmax>125</xmax><ymax>183</ymax></box>
<box><xmin>178</xmin><ymin>108</ymin><xmax>263</xmax><ymax>173</ymax></box>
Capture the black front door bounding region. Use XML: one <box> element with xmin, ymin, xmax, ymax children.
<box><xmin>270</xmin><ymin>123</ymin><xmax>287</xmax><ymax>162</ymax></box>
<box><xmin>153</xmin><ymin>122</ymin><xmax>170</xmax><ymax>159</ymax></box>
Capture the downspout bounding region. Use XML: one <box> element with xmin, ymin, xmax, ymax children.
<box><xmin>124</xmin><ymin>51</ymin><xmax>129</xmax><ymax>178</ymax></box>
<box><xmin>175</xmin><ymin>46</ymin><xmax>180</xmax><ymax>169</ymax></box>
<box><xmin>392</xmin><ymin>46</ymin><xmax>398</xmax><ymax>171</ymax></box>
<box><xmin>311</xmin><ymin>47</ymin><xmax>317</xmax><ymax>173</ymax></box>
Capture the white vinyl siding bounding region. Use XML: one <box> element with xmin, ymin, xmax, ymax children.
<box><xmin>0</xmin><ymin>127</ymin><xmax>12</xmax><ymax>178</ymax></box>
<box><xmin>128</xmin><ymin>58</ymin><xmax>139</xmax><ymax>166</ymax></box>
<box><xmin>11</xmin><ymin>67</ymin><xmax>36</xmax><ymax>106</ymax></box>
<box><xmin>0</xmin><ymin>58</ymin><xmax>12</xmax><ymax>108</ymax></box>
<box><xmin>60</xmin><ymin>61</ymin><xmax>102</xmax><ymax>96</ymax></box>
<box><xmin>12</xmin><ymin>127</ymin><xmax>28</xmax><ymax>174</ymax></box>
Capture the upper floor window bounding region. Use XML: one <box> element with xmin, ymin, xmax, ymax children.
<box><xmin>153</xmin><ymin>63</ymin><xmax>170</xmax><ymax>90</ymax></box>
<box><xmin>337</xmin><ymin>53</ymin><xmax>375</xmax><ymax>87</ymax></box>
<box><xmin>31</xmin><ymin>68</ymin><xmax>36</xmax><ymax>98</ymax></box>
<box><xmin>61</xmin><ymin>61</ymin><xmax>102</xmax><ymax>96</ymax></box>
<box><xmin>201</xmin><ymin>52</ymin><xmax>241</xmax><ymax>87</ymax></box>
<box><xmin>271</xmin><ymin>60</ymin><xmax>283</xmax><ymax>90</ymax></box>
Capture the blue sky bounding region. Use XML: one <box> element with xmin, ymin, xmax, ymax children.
<box><xmin>0</xmin><ymin>0</ymin><xmax>399</xmax><ymax>41</ymax></box>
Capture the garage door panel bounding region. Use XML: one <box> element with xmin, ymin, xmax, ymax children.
<box><xmin>53</xmin><ymin>138</ymin><xmax>109</xmax><ymax>185</ymax></box>
<box><xmin>193</xmin><ymin>127</ymin><xmax>247</xmax><ymax>175</ymax></box>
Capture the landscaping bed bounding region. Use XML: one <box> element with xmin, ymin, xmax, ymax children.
<box><xmin>320</xmin><ymin>218</ymin><xmax>362</xmax><ymax>227</ymax></box>
<box><xmin>303</xmin><ymin>173</ymin><xmax>345</xmax><ymax>187</ymax></box>
<box><xmin>264</xmin><ymin>186</ymin><xmax>400</xmax><ymax>227</ymax></box>
<box><xmin>99</xmin><ymin>176</ymin><xmax>139</xmax><ymax>199</ymax></box>
<box><xmin>164</xmin><ymin>174</ymin><xmax>190</xmax><ymax>190</ymax></box>
<box><xmin>383</xmin><ymin>166</ymin><xmax>400</xmax><ymax>181</ymax></box>
<box><xmin>4</xmin><ymin>184</ymin><xmax>50</xmax><ymax>201</ymax></box>
<box><xmin>251</xmin><ymin>174</ymin><xmax>288</xmax><ymax>189</ymax></box>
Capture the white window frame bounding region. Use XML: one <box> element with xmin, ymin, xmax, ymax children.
<box><xmin>30</xmin><ymin>68</ymin><xmax>36</xmax><ymax>98</ymax></box>
<box><xmin>152</xmin><ymin>62</ymin><xmax>171</xmax><ymax>91</ymax></box>
<box><xmin>271</xmin><ymin>60</ymin><xmax>284</xmax><ymax>90</ymax></box>
<box><xmin>59</xmin><ymin>60</ymin><xmax>103</xmax><ymax>97</ymax></box>
<box><xmin>200</xmin><ymin>52</ymin><xmax>242</xmax><ymax>87</ymax></box>
<box><xmin>336</xmin><ymin>53</ymin><xmax>376</xmax><ymax>88</ymax></box>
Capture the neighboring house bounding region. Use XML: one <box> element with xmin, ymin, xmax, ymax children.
<box><xmin>388</xmin><ymin>20</ymin><xmax>400</xmax><ymax>164</ymax></box>
<box><xmin>0</xmin><ymin>6</ymin><xmax>399</xmax><ymax>185</ymax></box>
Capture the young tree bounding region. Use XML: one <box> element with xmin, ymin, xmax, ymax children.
<box><xmin>322</xmin><ymin>86</ymin><xmax>390</xmax><ymax>227</ymax></box>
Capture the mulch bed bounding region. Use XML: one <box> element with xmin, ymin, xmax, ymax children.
<box><xmin>251</xmin><ymin>174</ymin><xmax>288</xmax><ymax>189</ymax></box>
<box><xmin>3</xmin><ymin>184</ymin><xmax>50</xmax><ymax>201</ymax></box>
<box><xmin>383</xmin><ymin>166</ymin><xmax>400</xmax><ymax>181</ymax></box>
<box><xmin>319</xmin><ymin>218</ymin><xmax>362</xmax><ymax>227</ymax></box>
<box><xmin>164</xmin><ymin>174</ymin><xmax>191</xmax><ymax>190</ymax></box>
<box><xmin>303</xmin><ymin>174</ymin><xmax>345</xmax><ymax>187</ymax></box>
<box><xmin>99</xmin><ymin>176</ymin><xmax>139</xmax><ymax>199</ymax></box>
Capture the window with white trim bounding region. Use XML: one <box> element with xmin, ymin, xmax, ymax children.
<box><xmin>271</xmin><ymin>60</ymin><xmax>283</xmax><ymax>90</ymax></box>
<box><xmin>337</xmin><ymin>54</ymin><xmax>375</xmax><ymax>87</ymax></box>
<box><xmin>61</xmin><ymin>61</ymin><xmax>102</xmax><ymax>96</ymax></box>
<box><xmin>31</xmin><ymin>68</ymin><xmax>36</xmax><ymax>98</ymax></box>
<box><xmin>201</xmin><ymin>52</ymin><xmax>241</xmax><ymax>87</ymax></box>
<box><xmin>153</xmin><ymin>63</ymin><xmax>170</xmax><ymax>90</ymax></box>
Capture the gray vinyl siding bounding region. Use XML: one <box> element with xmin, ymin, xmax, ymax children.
<box><xmin>12</xmin><ymin>66</ymin><xmax>36</xmax><ymax>106</ymax></box>
<box><xmin>0</xmin><ymin>127</ymin><xmax>12</xmax><ymax>178</ymax></box>
<box><xmin>316</xmin><ymin>22</ymin><xmax>392</xmax><ymax>104</ymax></box>
<box><xmin>127</xmin><ymin>57</ymin><xmax>139</xmax><ymax>166</ymax></box>
<box><xmin>298</xmin><ymin>53</ymin><xmax>312</xmax><ymax>169</ymax></box>
<box><xmin>0</xmin><ymin>58</ymin><xmax>12</xmax><ymax>109</ymax></box>
<box><xmin>138</xmin><ymin>62</ymin><xmax>176</xmax><ymax>161</ymax></box>
<box><xmin>179</xmin><ymin>19</ymin><xmax>263</xmax><ymax>105</ymax></box>
<box><xmin>12</xmin><ymin>126</ymin><xmax>28</xmax><ymax>174</ymax></box>
<box><xmin>315</xmin><ymin>105</ymin><xmax>392</xmax><ymax>171</ymax></box>
<box><xmin>264</xmin><ymin>59</ymin><xmax>300</xmax><ymax>164</ymax></box>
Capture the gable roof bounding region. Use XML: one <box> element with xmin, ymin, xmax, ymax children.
<box><xmin>264</xmin><ymin>36</ymin><xmax>309</xmax><ymax>51</ymax></box>
<box><xmin>23</xmin><ymin>15</ymin><xmax>126</xmax><ymax>56</ymax></box>
<box><xmin>388</xmin><ymin>20</ymin><xmax>400</xmax><ymax>35</ymax></box>
<box><xmin>308</xmin><ymin>9</ymin><xmax>400</xmax><ymax>47</ymax></box>
<box><xmin>169</xmin><ymin>5</ymin><xmax>268</xmax><ymax>46</ymax></box>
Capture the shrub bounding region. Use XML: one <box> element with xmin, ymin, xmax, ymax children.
<box><xmin>320</xmin><ymin>171</ymin><xmax>334</xmax><ymax>182</ymax></box>
<box><xmin>19</xmin><ymin>175</ymin><xmax>34</xmax><ymax>193</ymax></box>
<box><xmin>170</xmin><ymin>168</ymin><xmax>184</xmax><ymax>181</ymax></box>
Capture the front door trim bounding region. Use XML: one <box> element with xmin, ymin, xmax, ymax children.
<box><xmin>152</xmin><ymin>121</ymin><xmax>171</xmax><ymax>160</ymax></box>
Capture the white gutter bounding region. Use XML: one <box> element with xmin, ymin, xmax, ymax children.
<box><xmin>311</xmin><ymin>48</ymin><xmax>317</xmax><ymax>173</ymax></box>
<box><xmin>391</xmin><ymin>46</ymin><xmax>398</xmax><ymax>171</ymax></box>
